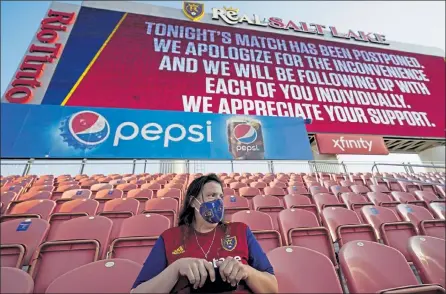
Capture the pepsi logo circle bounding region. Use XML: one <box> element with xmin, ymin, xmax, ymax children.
<box><xmin>67</xmin><ymin>111</ymin><xmax>110</xmax><ymax>147</ymax></box>
<box><xmin>234</xmin><ymin>123</ymin><xmax>257</xmax><ymax>144</ymax></box>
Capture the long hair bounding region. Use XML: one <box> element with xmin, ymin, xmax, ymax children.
<box><xmin>178</xmin><ymin>173</ymin><xmax>229</xmax><ymax>247</ymax></box>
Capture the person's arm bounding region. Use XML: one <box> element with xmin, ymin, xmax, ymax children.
<box><xmin>244</xmin><ymin>227</ymin><xmax>278</xmax><ymax>293</ymax></box>
<box><xmin>131</xmin><ymin>237</ymin><xmax>180</xmax><ymax>294</ymax></box>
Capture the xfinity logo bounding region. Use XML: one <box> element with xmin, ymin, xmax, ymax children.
<box><xmin>332</xmin><ymin>137</ymin><xmax>373</xmax><ymax>152</ymax></box>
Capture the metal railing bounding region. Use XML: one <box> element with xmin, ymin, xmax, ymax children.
<box><xmin>1</xmin><ymin>158</ymin><xmax>445</xmax><ymax>177</ymax></box>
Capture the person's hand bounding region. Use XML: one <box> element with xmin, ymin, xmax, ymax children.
<box><xmin>174</xmin><ymin>258</ymin><xmax>216</xmax><ymax>289</ymax></box>
<box><xmin>218</xmin><ymin>257</ymin><xmax>250</xmax><ymax>287</ymax></box>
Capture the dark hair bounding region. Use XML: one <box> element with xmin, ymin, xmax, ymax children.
<box><xmin>178</xmin><ymin>173</ymin><xmax>229</xmax><ymax>247</ymax></box>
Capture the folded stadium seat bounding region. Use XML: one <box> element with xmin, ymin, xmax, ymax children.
<box><xmin>267</xmin><ymin>246</ymin><xmax>343</xmax><ymax>293</ymax></box>
<box><xmin>97</xmin><ymin>176</ymin><xmax>113</xmax><ymax>183</ymax></box>
<box><xmin>45</xmin><ymin>258</ymin><xmax>142</xmax><ymax>293</ymax></box>
<box><xmin>128</xmin><ymin>179</ymin><xmax>148</xmax><ymax>188</ymax></box>
<box><xmin>240</xmin><ymin>187</ymin><xmax>262</xmax><ymax>209</ymax></box>
<box><xmin>33</xmin><ymin>179</ymin><xmax>54</xmax><ymax>187</ymax></box>
<box><xmin>91</xmin><ymin>174</ymin><xmax>105</xmax><ymax>180</ymax></box>
<box><xmin>157</xmin><ymin>187</ymin><xmax>182</xmax><ymax>205</ymax></box>
<box><xmin>368</xmin><ymin>184</ymin><xmax>391</xmax><ymax>194</ymax></box>
<box><xmin>50</xmin><ymin>184</ymin><xmax>81</xmax><ymax>201</ymax></box>
<box><xmin>143</xmin><ymin>197</ymin><xmax>178</xmax><ymax>227</ymax></box>
<box><xmin>396</xmin><ymin>204</ymin><xmax>445</xmax><ymax>239</ymax></box>
<box><xmin>229</xmin><ymin>172</ymin><xmax>240</xmax><ymax>178</ymax></box>
<box><xmin>321</xmin><ymin>207</ymin><xmax>377</xmax><ymax>249</ymax></box>
<box><xmin>413</xmin><ymin>191</ymin><xmax>444</xmax><ymax>205</ymax></box>
<box><xmin>1</xmin><ymin>185</ymin><xmax>24</xmax><ymax>195</ymax></box>
<box><xmin>278</xmin><ymin>209</ymin><xmax>335</xmax><ymax>266</ymax></box>
<box><xmin>349</xmin><ymin>175</ymin><xmax>364</xmax><ymax>186</ymax></box>
<box><xmin>339</xmin><ymin>180</ymin><xmax>354</xmax><ymax>188</ymax></box>
<box><xmin>429</xmin><ymin>202</ymin><xmax>445</xmax><ymax>220</ymax></box>
<box><xmin>419</xmin><ymin>183</ymin><xmax>439</xmax><ymax>195</ymax></box>
<box><xmin>360</xmin><ymin>206</ymin><xmax>417</xmax><ymax>261</ymax></box>
<box><xmin>261</xmin><ymin>178</ymin><xmax>274</xmax><ymax>184</ymax></box>
<box><xmin>330</xmin><ymin>185</ymin><xmax>351</xmax><ymax>199</ymax></box>
<box><xmin>339</xmin><ymin>241</ymin><xmax>445</xmax><ymax>293</ymax></box>
<box><xmin>409</xmin><ymin>236</ymin><xmax>446</xmax><ymax>288</ymax></box>
<box><xmin>223</xmin><ymin>178</ymin><xmax>237</xmax><ymax>187</ymax></box>
<box><xmin>115</xmin><ymin>183</ymin><xmax>137</xmax><ymax>197</ymax></box>
<box><xmin>323</xmin><ymin>180</ymin><xmax>338</xmax><ymax>190</ymax></box>
<box><xmin>288</xmin><ymin>179</ymin><xmax>304</xmax><ymax>187</ymax></box>
<box><xmin>306</xmin><ymin>181</ymin><xmax>322</xmax><ymax>190</ymax></box>
<box><xmin>126</xmin><ymin>189</ymin><xmax>153</xmax><ymax>214</ymax></box>
<box><xmin>7</xmin><ymin>191</ymin><xmax>52</xmax><ymax>212</ymax></box>
<box><xmin>269</xmin><ymin>181</ymin><xmax>287</xmax><ymax>190</ymax></box>
<box><xmin>234</xmin><ymin>175</ymin><xmax>246</xmax><ymax>182</ymax></box>
<box><xmin>1</xmin><ymin>267</ymin><xmax>34</xmax><ymax>293</ymax></box>
<box><xmin>231</xmin><ymin>210</ymin><xmax>282</xmax><ymax>253</ymax></box>
<box><xmin>391</xmin><ymin>191</ymin><xmax>428</xmax><ymax>208</ymax></box>
<box><xmin>313</xmin><ymin>193</ymin><xmax>347</xmax><ymax>214</ymax></box>
<box><xmin>46</xmin><ymin>199</ymin><xmax>99</xmax><ymax>241</ymax></box>
<box><xmin>74</xmin><ymin>174</ymin><xmax>88</xmax><ymax>181</ymax></box>
<box><xmin>229</xmin><ymin>182</ymin><xmax>248</xmax><ymax>197</ymax></box>
<box><xmin>98</xmin><ymin>198</ymin><xmax>139</xmax><ymax>243</ymax></box>
<box><xmin>1</xmin><ymin>199</ymin><xmax>56</xmax><ymax>223</ymax></box>
<box><xmin>264</xmin><ymin>187</ymin><xmax>287</xmax><ymax>205</ymax></box>
<box><xmin>249</xmin><ymin>182</ymin><xmax>267</xmax><ymax>194</ymax></box>
<box><xmin>318</xmin><ymin>173</ymin><xmax>331</xmax><ymax>181</ymax></box>
<box><xmin>339</xmin><ymin>192</ymin><xmax>373</xmax><ymax>222</ymax></box>
<box><xmin>223</xmin><ymin>195</ymin><xmax>249</xmax><ymax>222</ymax></box>
<box><xmin>349</xmin><ymin>184</ymin><xmax>371</xmax><ymax>196</ymax></box>
<box><xmin>90</xmin><ymin>182</ymin><xmax>112</xmax><ymax>195</ymax></box>
<box><xmin>240</xmin><ymin>178</ymin><xmax>254</xmax><ymax>186</ymax></box>
<box><xmin>283</xmin><ymin>194</ymin><xmax>318</xmax><ymax>218</ymax></box>
<box><xmin>286</xmin><ymin>185</ymin><xmax>310</xmax><ymax>196</ymax></box>
<box><xmin>371</xmin><ymin>176</ymin><xmax>387</xmax><ymax>187</ymax></box>
<box><xmin>78</xmin><ymin>179</ymin><xmax>98</xmax><ymax>189</ymax></box>
<box><xmin>309</xmin><ymin>186</ymin><xmax>331</xmax><ymax>197</ymax></box>
<box><xmin>28</xmin><ymin>215</ymin><xmax>113</xmax><ymax>293</ymax></box>
<box><xmin>218</xmin><ymin>173</ymin><xmax>228</xmax><ymax>177</ymax></box>
<box><xmin>55</xmin><ymin>181</ymin><xmax>78</xmax><ymax>188</ymax></box>
<box><xmin>252</xmin><ymin>195</ymin><xmax>284</xmax><ymax>231</ymax></box>
<box><xmin>331</xmin><ymin>173</ymin><xmax>345</xmax><ymax>182</ymax></box>
<box><xmin>222</xmin><ymin>187</ymin><xmax>236</xmax><ymax>197</ymax></box>
<box><xmin>108</xmin><ymin>214</ymin><xmax>171</xmax><ymax>264</ymax></box>
<box><xmin>384</xmin><ymin>178</ymin><xmax>403</xmax><ymax>192</ymax></box>
<box><xmin>94</xmin><ymin>189</ymin><xmax>124</xmax><ymax>213</ymax></box>
<box><xmin>398</xmin><ymin>180</ymin><xmax>422</xmax><ymax>194</ymax></box>
<box><xmin>53</xmin><ymin>189</ymin><xmax>92</xmax><ymax>213</ymax></box>
<box><xmin>140</xmin><ymin>183</ymin><xmax>162</xmax><ymax>197</ymax></box>
<box><xmin>1</xmin><ymin>218</ymin><xmax>49</xmax><ymax>268</ymax></box>
<box><xmin>164</xmin><ymin>182</ymin><xmax>185</xmax><ymax>192</ymax></box>
<box><xmin>436</xmin><ymin>185</ymin><xmax>446</xmax><ymax>198</ymax></box>
<box><xmin>248</xmin><ymin>176</ymin><xmax>260</xmax><ymax>181</ymax></box>
<box><xmin>361</xmin><ymin>175</ymin><xmax>373</xmax><ymax>186</ymax></box>
<box><xmin>122</xmin><ymin>176</ymin><xmax>137</xmax><ymax>182</ymax></box>
<box><xmin>108</xmin><ymin>179</ymin><xmax>127</xmax><ymax>188</ymax></box>
<box><xmin>367</xmin><ymin>192</ymin><xmax>401</xmax><ymax>217</ymax></box>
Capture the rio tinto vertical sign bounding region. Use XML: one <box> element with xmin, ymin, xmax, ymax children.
<box><xmin>3</xmin><ymin>5</ymin><xmax>77</xmax><ymax>104</ymax></box>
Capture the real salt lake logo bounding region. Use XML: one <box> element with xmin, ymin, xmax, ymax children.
<box><xmin>60</xmin><ymin>111</ymin><xmax>110</xmax><ymax>149</ymax></box>
<box><xmin>233</xmin><ymin>123</ymin><xmax>257</xmax><ymax>144</ymax></box>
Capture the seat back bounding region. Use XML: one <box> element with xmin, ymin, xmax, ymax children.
<box><xmin>223</xmin><ymin>196</ymin><xmax>249</xmax><ymax>222</ymax></box>
<box><xmin>309</xmin><ymin>186</ymin><xmax>329</xmax><ymax>196</ymax></box>
<box><xmin>4</xmin><ymin>199</ymin><xmax>56</xmax><ymax>221</ymax></box>
<box><xmin>1</xmin><ymin>218</ymin><xmax>49</xmax><ymax>267</ymax></box>
<box><xmin>109</xmin><ymin>214</ymin><xmax>171</xmax><ymax>264</ymax></box>
<box><xmin>143</xmin><ymin>197</ymin><xmax>178</xmax><ymax>227</ymax></box>
<box><xmin>429</xmin><ymin>202</ymin><xmax>445</xmax><ymax>220</ymax></box>
<box><xmin>408</xmin><ymin>236</ymin><xmax>445</xmax><ymax>287</ymax></box>
<box><xmin>45</xmin><ymin>259</ymin><xmax>142</xmax><ymax>294</ymax></box>
<box><xmin>396</xmin><ymin>204</ymin><xmax>434</xmax><ymax>226</ymax></box>
<box><xmin>127</xmin><ymin>189</ymin><xmax>153</xmax><ymax>214</ymax></box>
<box><xmin>339</xmin><ymin>241</ymin><xmax>420</xmax><ymax>293</ymax></box>
<box><xmin>267</xmin><ymin>246</ymin><xmax>342</xmax><ymax>293</ymax></box>
<box><xmin>322</xmin><ymin>207</ymin><xmax>376</xmax><ymax>247</ymax></box>
<box><xmin>1</xmin><ymin>191</ymin><xmax>17</xmax><ymax>214</ymax></box>
<box><xmin>330</xmin><ymin>185</ymin><xmax>351</xmax><ymax>197</ymax></box>
<box><xmin>414</xmin><ymin>191</ymin><xmax>440</xmax><ymax>203</ymax></box>
<box><xmin>252</xmin><ymin>195</ymin><xmax>284</xmax><ymax>230</ymax></box>
<box><xmin>100</xmin><ymin>198</ymin><xmax>140</xmax><ymax>242</ymax></box>
<box><xmin>29</xmin><ymin>216</ymin><xmax>113</xmax><ymax>293</ymax></box>
<box><xmin>369</xmin><ymin>184</ymin><xmax>390</xmax><ymax>193</ymax></box>
<box><xmin>350</xmin><ymin>185</ymin><xmax>370</xmax><ymax>195</ymax></box>
<box><xmin>60</xmin><ymin>189</ymin><xmax>92</xmax><ymax>200</ymax></box>
<box><xmin>16</xmin><ymin>191</ymin><xmax>52</xmax><ymax>202</ymax></box>
<box><xmin>0</xmin><ymin>267</ymin><xmax>34</xmax><ymax>294</ymax></box>
<box><xmin>313</xmin><ymin>193</ymin><xmax>344</xmax><ymax>212</ymax></box>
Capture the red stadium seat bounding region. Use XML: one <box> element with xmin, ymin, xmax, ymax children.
<box><xmin>0</xmin><ymin>267</ymin><xmax>34</xmax><ymax>294</ymax></box>
<box><xmin>90</xmin><ymin>183</ymin><xmax>113</xmax><ymax>196</ymax></box>
<box><xmin>339</xmin><ymin>241</ymin><xmax>443</xmax><ymax>293</ymax></box>
<box><xmin>282</xmin><ymin>194</ymin><xmax>319</xmax><ymax>222</ymax></box>
<box><xmin>79</xmin><ymin>179</ymin><xmax>98</xmax><ymax>189</ymax></box>
<box><xmin>115</xmin><ymin>183</ymin><xmax>138</xmax><ymax>196</ymax></box>
<box><xmin>45</xmin><ymin>259</ymin><xmax>142</xmax><ymax>294</ymax></box>
<box><xmin>231</xmin><ymin>210</ymin><xmax>282</xmax><ymax>252</ymax></box>
<box><xmin>396</xmin><ymin>204</ymin><xmax>445</xmax><ymax>239</ymax></box>
<box><xmin>28</xmin><ymin>215</ymin><xmax>113</xmax><ymax>293</ymax></box>
<box><xmin>252</xmin><ymin>195</ymin><xmax>284</xmax><ymax>231</ymax></box>
<box><xmin>229</xmin><ymin>182</ymin><xmax>247</xmax><ymax>196</ymax></box>
<box><xmin>278</xmin><ymin>209</ymin><xmax>336</xmax><ymax>266</ymax></box>
<box><xmin>157</xmin><ymin>187</ymin><xmax>182</xmax><ymax>203</ymax></box>
<box><xmin>267</xmin><ymin>246</ymin><xmax>342</xmax><ymax>293</ymax></box>
<box><xmin>391</xmin><ymin>191</ymin><xmax>428</xmax><ymax>208</ymax></box>
<box><xmin>223</xmin><ymin>187</ymin><xmax>236</xmax><ymax>196</ymax></box>
<box><xmin>1</xmin><ymin>199</ymin><xmax>56</xmax><ymax>222</ymax></box>
<box><xmin>269</xmin><ymin>181</ymin><xmax>287</xmax><ymax>189</ymax></box>
<box><xmin>108</xmin><ymin>214</ymin><xmax>170</xmax><ymax>264</ymax></box>
<box><xmin>413</xmin><ymin>190</ymin><xmax>443</xmax><ymax>204</ymax></box>
<box><xmin>429</xmin><ymin>202</ymin><xmax>445</xmax><ymax>220</ymax></box>
<box><xmin>94</xmin><ymin>188</ymin><xmax>124</xmax><ymax>213</ymax></box>
<box><xmin>51</xmin><ymin>184</ymin><xmax>81</xmax><ymax>200</ymax></box>
<box><xmin>368</xmin><ymin>184</ymin><xmax>391</xmax><ymax>194</ymax></box>
<box><xmin>249</xmin><ymin>182</ymin><xmax>267</xmax><ymax>194</ymax></box>
<box><xmin>47</xmin><ymin>199</ymin><xmax>99</xmax><ymax>241</ymax></box>
<box><xmin>330</xmin><ymin>185</ymin><xmax>351</xmax><ymax>198</ymax></box>
<box><xmin>1</xmin><ymin>191</ymin><xmax>17</xmax><ymax>215</ymax></box>
<box><xmin>360</xmin><ymin>206</ymin><xmax>417</xmax><ymax>261</ymax></box>
<box><xmin>286</xmin><ymin>185</ymin><xmax>310</xmax><ymax>196</ymax></box>
<box><xmin>366</xmin><ymin>192</ymin><xmax>400</xmax><ymax>215</ymax></box>
<box><xmin>127</xmin><ymin>188</ymin><xmax>153</xmax><ymax>214</ymax></box>
<box><xmin>321</xmin><ymin>207</ymin><xmax>377</xmax><ymax>247</ymax></box>
<box><xmin>1</xmin><ymin>185</ymin><xmax>24</xmax><ymax>195</ymax></box>
<box><xmin>340</xmin><ymin>192</ymin><xmax>373</xmax><ymax>222</ymax></box>
<box><xmin>223</xmin><ymin>195</ymin><xmax>249</xmax><ymax>222</ymax></box>
<box><xmin>408</xmin><ymin>236</ymin><xmax>445</xmax><ymax>288</ymax></box>
<box><xmin>143</xmin><ymin>197</ymin><xmax>178</xmax><ymax>227</ymax></box>
<box><xmin>349</xmin><ymin>185</ymin><xmax>370</xmax><ymax>195</ymax></box>
<box><xmin>54</xmin><ymin>189</ymin><xmax>92</xmax><ymax>212</ymax></box>
<box><xmin>239</xmin><ymin>187</ymin><xmax>262</xmax><ymax>209</ymax></box>
<box><xmin>339</xmin><ymin>180</ymin><xmax>354</xmax><ymax>187</ymax></box>
<box><xmin>99</xmin><ymin>198</ymin><xmax>139</xmax><ymax>242</ymax></box>
<box><xmin>313</xmin><ymin>193</ymin><xmax>347</xmax><ymax>213</ymax></box>
<box><xmin>309</xmin><ymin>186</ymin><xmax>330</xmax><ymax>196</ymax></box>
<box><xmin>1</xmin><ymin>218</ymin><xmax>49</xmax><ymax>268</ymax></box>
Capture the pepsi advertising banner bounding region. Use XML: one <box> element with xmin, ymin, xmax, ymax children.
<box><xmin>1</xmin><ymin>104</ymin><xmax>313</xmax><ymax>160</ymax></box>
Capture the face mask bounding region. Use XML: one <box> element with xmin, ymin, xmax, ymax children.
<box><xmin>195</xmin><ymin>197</ymin><xmax>224</xmax><ymax>224</ymax></box>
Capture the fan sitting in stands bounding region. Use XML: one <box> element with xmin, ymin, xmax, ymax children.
<box><xmin>131</xmin><ymin>174</ymin><xmax>278</xmax><ymax>294</ymax></box>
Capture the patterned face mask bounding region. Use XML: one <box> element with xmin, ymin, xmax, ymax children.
<box><xmin>195</xmin><ymin>197</ymin><xmax>224</xmax><ymax>224</ymax></box>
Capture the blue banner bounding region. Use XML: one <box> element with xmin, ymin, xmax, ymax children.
<box><xmin>1</xmin><ymin>104</ymin><xmax>313</xmax><ymax>160</ymax></box>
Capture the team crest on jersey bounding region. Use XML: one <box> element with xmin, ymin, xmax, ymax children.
<box><xmin>222</xmin><ymin>236</ymin><xmax>237</xmax><ymax>251</ymax></box>
<box><xmin>172</xmin><ymin>245</ymin><xmax>185</xmax><ymax>255</ymax></box>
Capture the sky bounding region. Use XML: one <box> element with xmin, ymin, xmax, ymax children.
<box><xmin>1</xmin><ymin>1</ymin><xmax>445</xmax><ymax>96</ymax></box>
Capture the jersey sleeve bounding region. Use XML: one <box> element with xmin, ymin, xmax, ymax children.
<box><xmin>132</xmin><ymin>236</ymin><xmax>168</xmax><ymax>289</ymax></box>
<box><xmin>246</xmin><ymin>227</ymin><xmax>275</xmax><ymax>275</ymax></box>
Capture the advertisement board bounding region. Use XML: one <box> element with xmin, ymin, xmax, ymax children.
<box><xmin>1</xmin><ymin>104</ymin><xmax>313</xmax><ymax>160</ymax></box>
<box><xmin>3</xmin><ymin>4</ymin><xmax>445</xmax><ymax>139</ymax></box>
<box><xmin>315</xmin><ymin>133</ymin><xmax>389</xmax><ymax>155</ymax></box>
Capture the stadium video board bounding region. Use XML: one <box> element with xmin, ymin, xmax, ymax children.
<box><xmin>2</xmin><ymin>2</ymin><xmax>445</xmax><ymax>140</ymax></box>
